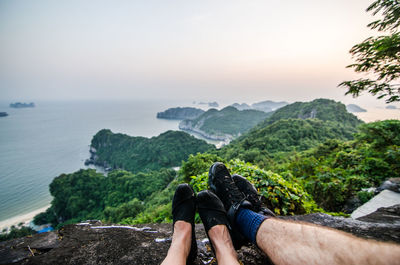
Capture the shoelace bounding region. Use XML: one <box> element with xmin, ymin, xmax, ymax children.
<box><xmin>218</xmin><ymin>176</ymin><xmax>244</xmax><ymax>205</ymax></box>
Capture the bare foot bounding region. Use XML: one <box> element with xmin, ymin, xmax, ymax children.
<box><xmin>208</xmin><ymin>225</ymin><xmax>240</xmax><ymax>265</ymax></box>
<box><xmin>161</xmin><ymin>221</ymin><xmax>192</xmax><ymax>265</ymax></box>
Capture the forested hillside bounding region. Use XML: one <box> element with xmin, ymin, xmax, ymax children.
<box><xmin>260</xmin><ymin>98</ymin><xmax>362</xmax><ymax>127</ymax></box>
<box><xmin>156</xmin><ymin>107</ymin><xmax>204</xmax><ymax>120</ymax></box>
<box><xmin>88</xmin><ymin>129</ymin><xmax>214</xmax><ymax>173</ymax></box>
<box><xmin>179</xmin><ymin>106</ymin><xmax>271</xmax><ymax>140</ymax></box>
<box><xmin>218</xmin><ymin>99</ymin><xmax>363</xmax><ymax>167</ymax></box>
<box><xmin>34</xmin><ymin>168</ymin><xmax>176</xmax><ymax>227</ymax></box>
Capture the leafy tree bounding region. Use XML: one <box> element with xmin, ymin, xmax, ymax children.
<box><xmin>104</xmin><ymin>199</ymin><xmax>144</xmax><ymax>223</ymax></box>
<box><xmin>340</xmin><ymin>0</ymin><xmax>400</xmax><ymax>103</ymax></box>
<box><xmin>90</xmin><ymin>130</ymin><xmax>214</xmax><ymax>173</ymax></box>
<box><xmin>0</xmin><ymin>226</ymin><xmax>37</xmax><ymax>242</ymax></box>
<box><xmin>277</xmin><ymin>120</ymin><xmax>400</xmax><ymax>212</ymax></box>
<box><xmin>189</xmin><ymin>159</ymin><xmax>318</xmax><ymax>215</ymax></box>
<box><xmin>180</xmin><ymin>153</ymin><xmax>225</xmax><ymax>182</ymax></box>
<box><xmin>36</xmin><ymin>168</ymin><xmax>176</xmax><ymax>226</ymax></box>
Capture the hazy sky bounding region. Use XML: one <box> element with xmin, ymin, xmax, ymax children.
<box><xmin>0</xmin><ymin>0</ymin><xmax>395</xmax><ymax>106</ymax></box>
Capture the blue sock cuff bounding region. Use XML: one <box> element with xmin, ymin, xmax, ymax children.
<box><xmin>235</xmin><ymin>208</ymin><xmax>267</xmax><ymax>243</ymax></box>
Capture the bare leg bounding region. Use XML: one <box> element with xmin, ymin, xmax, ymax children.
<box><xmin>161</xmin><ymin>221</ymin><xmax>192</xmax><ymax>265</ymax></box>
<box><xmin>208</xmin><ymin>224</ymin><xmax>240</xmax><ymax>265</ymax></box>
<box><xmin>256</xmin><ymin>218</ymin><xmax>400</xmax><ymax>265</ymax></box>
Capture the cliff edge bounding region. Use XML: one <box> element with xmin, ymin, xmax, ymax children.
<box><xmin>1</xmin><ymin>205</ymin><xmax>399</xmax><ymax>265</ymax></box>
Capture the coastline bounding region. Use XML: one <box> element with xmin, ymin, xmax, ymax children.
<box><xmin>0</xmin><ymin>205</ymin><xmax>50</xmax><ymax>231</ymax></box>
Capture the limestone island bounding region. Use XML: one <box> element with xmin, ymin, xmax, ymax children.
<box><xmin>251</xmin><ymin>100</ymin><xmax>289</xmax><ymax>112</ymax></box>
<box><xmin>386</xmin><ymin>105</ymin><xmax>397</xmax><ymax>109</ymax></box>
<box><xmin>9</xmin><ymin>102</ymin><xmax>35</xmax><ymax>108</ymax></box>
<box><xmin>0</xmin><ymin>112</ymin><xmax>8</xmax><ymax>117</ymax></box>
<box><xmin>198</xmin><ymin>101</ymin><xmax>219</xmax><ymax>107</ymax></box>
<box><xmin>230</xmin><ymin>103</ymin><xmax>252</xmax><ymax>110</ymax></box>
<box><xmin>156</xmin><ymin>107</ymin><xmax>205</xmax><ymax>120</ymax></box>
<box><xmin>230</xmin><ymin>100</ymin><xmax>289</xmax><ymax>112</ymax></box>
<box><xmin>179</xmin><ymin>106</ymin><xmax>270</xmax><ymax>142</ymax></box>
<box><xmin>346</xmin><ymin>104</ymin><xmax>367</xmax><ymax>113</ymax></box>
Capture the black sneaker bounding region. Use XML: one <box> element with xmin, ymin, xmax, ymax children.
<box><xmin>197</xmin><ymin>190</ymin><xmax>244</xmax><ymax>250</ymax></box>
<box><xmin>172</xmin><ymin>184</ymin><xmax>197</xmax><ymax>265</ymax></box>
<box><xmin>232</xmin><ymin>174</ymin><xmax>276</xmax><ymax>217</ymax></box>
<box><xmin>208</xmin><ymin>162</ymin><xmax>252</xmax><ymax>221</ymax></box>
<box><xmin>208</xmin><ymin>162</ymin><xmax>252</xmax><ymax>249</ymax></box>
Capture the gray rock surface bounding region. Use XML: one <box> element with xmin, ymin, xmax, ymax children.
<box><xmin>1</xmin><ymin>205</ymin><xmax>399</xmax><ymax>264</ymax></box>
<box><xmin>376</xmin><ymin>178</ymin><xmax>400</xmax><ymax>193</ymax></box>
<box><xmin>351</xmin><ymin>190</ymin><xmax>400</xmax><ymax>219</ymax></box>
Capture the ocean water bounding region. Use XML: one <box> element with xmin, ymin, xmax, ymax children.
<box><xmin>0</xmin><ymin>100</ymin><xmax>194</xmax><ymax>223</ymax></box>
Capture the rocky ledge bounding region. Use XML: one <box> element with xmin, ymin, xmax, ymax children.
<box><xmin>1</xmin><ymin>205</ymin><xmax>399</xmax><ymax>265</ymax></box>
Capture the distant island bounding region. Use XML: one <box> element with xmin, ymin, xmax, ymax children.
<box><xmin>230</xmin><ymin>100</ymin><xmax>289</xmax><ymax>113</ymax></box>
<box><xmin>386</xmin><ymin>105</ymin><xmax>397</xmax><ymax>110</ymax></box>
<box><xmin>198</xmin><ymin>101</ymin><xmax>219</xmax><ymax>107</ymax></box>
<box><xmin>9</xmin><ymin>102</ymin><xmax>35</xmax><ymax>108</ymax></box>
<box><xmin>346</xmin><ymin>104</ymin><xmax>367</xmax><ymax>113</ymax></box>
<box><xmin>230</xmin><ymin>103</ymin><xmax>251</xmax><ymax>110</ymax></box>
<box><xmin>251</xmin><ymin>100</ymin><xmax>289</xmax><ymax>112</ymax></box>
<box><xmin>157</xmin><ymin>107</ymin><xmax>205</xmax><ymax>120</ymax></box>
<box><xmin>179</xmin><ymin>106</ymin><xmax>271</xmax><ymax>142</ymax></box>
<box><xmin>0</xmin><ymin>112</ymin><xmax>8</xmax><ymax>117</ymax></box>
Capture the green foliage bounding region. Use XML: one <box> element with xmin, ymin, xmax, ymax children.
<box><xmin>259</xmin><ymin>99</ymin><xmax>363</xmax><ymax>128</ymax></box>
<box><xmin>33</xmin><ymin>207</ymin><xmax>58</xmax><ymax>226</ymax></box>
<box><xmin>180</xmin><ymin>106</ymin><xmax>271</xmax><ymax>137</ymax></box>
<box><xmin>274</xmin><ymin>120</ymin><xmax>400</xmax><ymax>212</ymax></box>
<box><xmin>0</xmin><ymin>226</ymin><xmax>37</xmax><ymax>242</ymax></box>
<box><xmin>104</xmin><ymin>199</ymin><xmax>144</xmax><ymax>223</ymax></box>
<box><xmin>128</xmin><ymin>177</ymin><xmax>182</xmax><ymax>224</ymax></box>
<box><xmin>91</xmin><ymin>130</ymin><xmax>214</xmax><ymax>173</ymax></box>
<box><xmin>339</xmin><ymin>0</ymin><xmax>400</xmax><ymax>103</ymax></box>
<box><xmin>180</xmin><ymin>153</ymin><xmax>225</xmax><ymax>182</ymax></box>
<box><xmin>37</xmin><ymin>168</ymin><xmax>176</xmax><ymax>226</ymax></box>
<box><xmin>218</xmin><ymin>99</ymin><xmax>363</xmax><ymax>168</ymax></box>
<box><xmin>220</xmin><ymin>119</ymin><xmax>359</xmax><ymax>168</ymax></box>
<box><xmin>157</xmin><ymin>107</ymin><xmax>204</xmax><ymax>120</ymax></box>
<box><xmin>356</xmin><ymin>119</ymin><xmax>400</xmax><ymax>150</ymax></box>
<box><xmin>190</xmin><ymin>158</ymin><xmax>317</xmax><ymax>215</ymax></box>
<box><xmin>50</xmin><ymin>169</ymin><xmax>106</xmax><ymax>223</ymax></box>
<box><xmin>357</xmin><ymin>190</ymin><xmax>375</xmax><ymax>204</ymax></box>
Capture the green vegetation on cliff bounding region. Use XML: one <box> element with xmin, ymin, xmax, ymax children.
<box><xmin>179</xmin><ymin>106</ymin><xmax>271</xmax><ymax>139</ymax></box>
<box><xmin>0</xmin><ymin>226</ymin><xmax>37</xmax><ymax>242</ymax></box>
<box><xmin>274</xmin><ymin>120</ymin><xmax>400</xmax><ymax>212</ymax></box>
<box><xmin>90</xmin><ymin>130</ymin><xmax>214</xmax><ymax>173</ymax></box>
<box><xmin>156</xmin><ymin>107</ymin><xmax>205</xmax><ymax>120</ymax></box>
<box><xmin>34</xmin><ymin>168</ymin><xmax>176</xmax><ymax>227</ymax></box>
<box><xmin>259</xmin><ymin>98</ymin><xmax>362</xmax><ymax>127</ymax></box>
<box><xmin>218</xmin><ymin>99</ymin><xmax>363</xmax><ymax>167</ymax></box>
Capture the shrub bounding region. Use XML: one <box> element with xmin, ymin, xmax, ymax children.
<box><xmin>190</xmin><ymin>159</ymin><xmax>317</xmax><ymax>215</ymax></box>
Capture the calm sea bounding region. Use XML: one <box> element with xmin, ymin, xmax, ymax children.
<box><xmin>0</xmin><ymin>100</ymin><xmax>202</xmax><ymax>223</ymax></box>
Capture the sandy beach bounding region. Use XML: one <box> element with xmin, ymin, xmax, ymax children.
<box><xmin>0</xmin><ymin>205</ymin><xmax>50</xmax><ymax>231</ymax></box>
